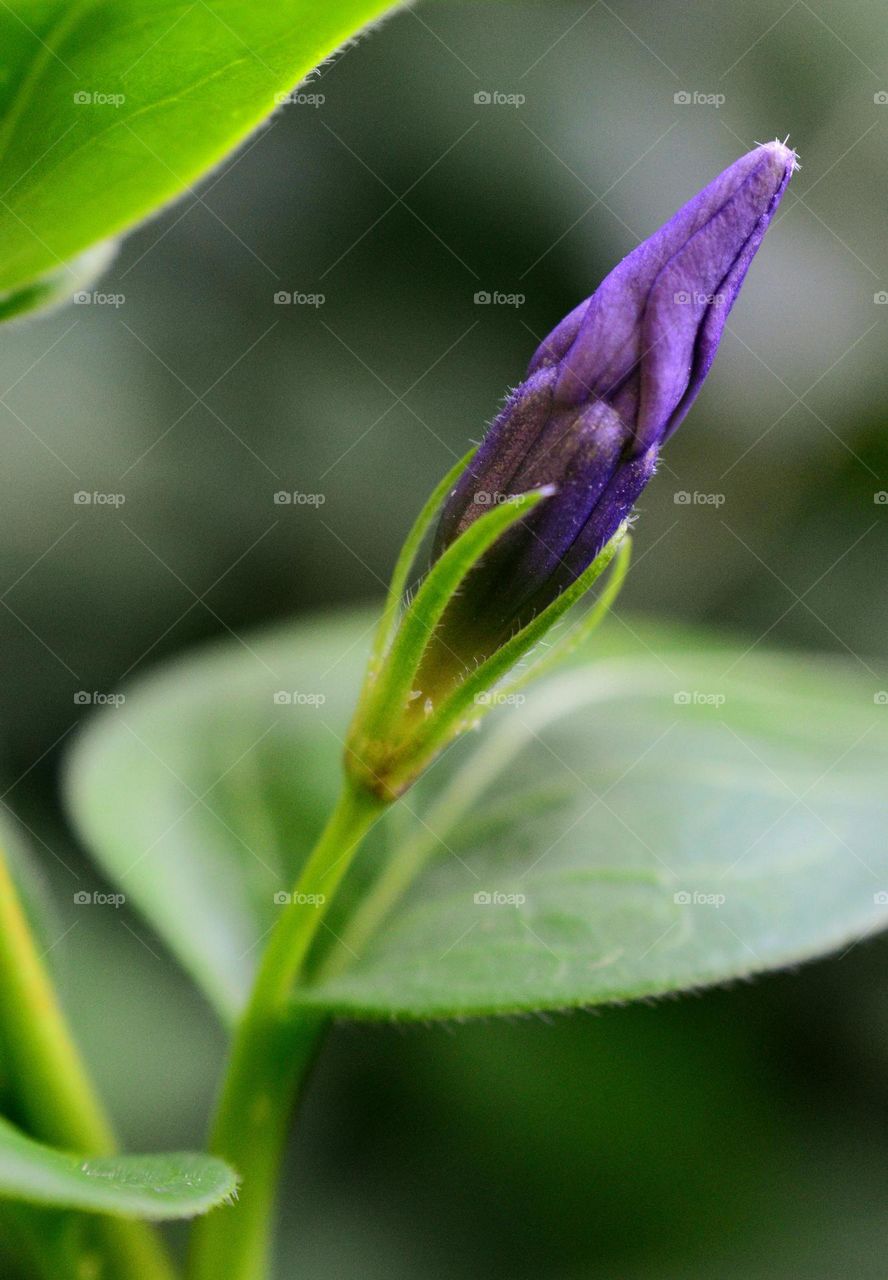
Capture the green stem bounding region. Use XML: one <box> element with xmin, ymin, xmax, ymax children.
<box><xmin>187</xmin><ymin>779</ymin><xmax>387</xmax><ymax>1280</ymax></box>
<box><xmin>0</xmin><ymin>849</ymin><xmax>176</xmax><ymax>1280</ymax></box>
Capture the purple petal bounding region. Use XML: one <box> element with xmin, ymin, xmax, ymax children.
<box><xmin>430</xmin><ymin>141</ymin><xmax>796</xmax><ymax>668</ymax></box>
<box><xmin>538</xmin><ymin>142</ymin><xmax>795</xmax><ymax>451</ymax></box>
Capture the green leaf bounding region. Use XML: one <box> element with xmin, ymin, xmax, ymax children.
<box><xmin>0</xmin><ymin>239</ymin><xmax>119</xmax><ymax>323</ymax></box>
<box><xmin>0</xmin><ymin>815</ymin><xmax>56</xmax><ymax>1110</ymax></box>
<box><xmin>0</xmin><ymin>1116</ymin><xmax>237</xmax><ymax>1219</ymax></box>
<box><xmin>0</xmin><ymin>810</ymin><xmax>60</xmax><ymax>964</ymax></box>
<box><xmin>0</xmin><ymin>0</ymin><xmax>399</xmax><ymax>299</ymax></box>
<box><xmin>64</xmin><ymin>608</ymin><xmax>888</xmax><ymax>1023</ymax></box>
<box><xmin>65</xmin><ymin>611</ymin><xmax>365</xmax><ymax>1022</ymax></box>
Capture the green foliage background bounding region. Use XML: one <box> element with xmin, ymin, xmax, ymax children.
<box><xmin>2</xmin><ymin>2</ymin><xmax>887</xmax><ymax>1276</ymax></box>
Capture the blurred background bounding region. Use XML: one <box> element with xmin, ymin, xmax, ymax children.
<box><xmin>2</xmin><ymin>1</ymin><xmax>888</xmax><ymax>1275</ymax></box>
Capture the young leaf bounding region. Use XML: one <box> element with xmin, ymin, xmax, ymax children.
<box><xmin>64</xmin><ymin>608</ymin><xmax>888</xmax><ymax>1023</ymax></box>
<box><xmin>0</xmin><ymin>1116</ymin><xmax>237</xmax><ymax>1219</ymax></box>
<box><xmin>0</xmin><ymin>0</ymin><xmax>399</xmax><ymax>301</ymax></box>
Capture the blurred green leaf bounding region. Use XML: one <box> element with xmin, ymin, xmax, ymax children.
<box><xmin>0</xmin><ymin>811</ymin><xmax>59</xmax><ymax>963</ymax></box>
<box><xmin>0</xmin><ymin>0</ymin><xmax>398</xmax><ymax>303</ymax></box>
<box><xmin>0</xmin><ymin>824</ymin><xmax>53</xmax><ymax>1113</ymax></box>
<box><xmin>0</xmin><ymin>814</ymin><xmax>58</xmax><ymax>1110</ymax></box>
<box><xmin>65</xmin><ymin>612</ymin><xmax>361</xmax><ymax>1022</ymax></box>
<box><xmin>0</xmin><ymin>1115</ymin><xmax>237</xmax><ymax>1218</ymax></box>
<box><xmin>0</xmin><ymin>240</ymin><xmax>119</xmax><ymax>323</ymax></box>
<box><xmin>65</xmin><ymin>608</ymin><xmax>888</xmax><ymax>1022</ymax></box>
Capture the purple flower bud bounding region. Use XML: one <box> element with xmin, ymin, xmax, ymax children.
<box><xmin>432</xmin><ymin>141</ymin><xmax>796</xmax><ymax>660</ymax></box>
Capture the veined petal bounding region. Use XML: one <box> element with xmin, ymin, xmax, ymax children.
<box><xmin>431</xmin><ymin>140</ymin><xmax>796</xmax><ymax>670</ymax></box>
<box><xmin>541</xmin><ymin>141</ymin><xmax>795</xmax><ymax>440</ymax></box>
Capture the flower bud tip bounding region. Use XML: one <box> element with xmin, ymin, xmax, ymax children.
<box><xmin>757</xmin><ymin>137</ymin><xmax>800</xmax><ymax>174</ymax></box>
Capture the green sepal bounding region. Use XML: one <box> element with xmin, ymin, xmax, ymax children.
<box><xmin>368</xmin><ymin>447</ymin><xmax>477</xmax><ymax>677</ymax></box>
<box><xmin>349</xmin><ymin>486</ymin><xmax>553</xmax><ymax>794</ymax></box>
<box><xmin>501</xmin><ymin>530</ymin><xmax>632</xmax><ymax>692</ymax></box>
<box><xmin>368</xmin><ymin>527</ymin><xmax>630</xmax><ymax>794</ymax></box>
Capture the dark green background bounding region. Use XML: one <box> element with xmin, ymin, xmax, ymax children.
<box><xmin>2</xmin><ymin>2</ymin><xmax>887</xmax><ymax>1275</ymax></box>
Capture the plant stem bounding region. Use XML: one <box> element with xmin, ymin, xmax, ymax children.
<box><xmin>188</xmin><ymin>779</ymin><xmax>387</xmax><ymax>1280</ymax></box>
<box><xmin>0</xmin><ymin>848</ymin><xmax>176</xmax><ymax>1280</ymax></box>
